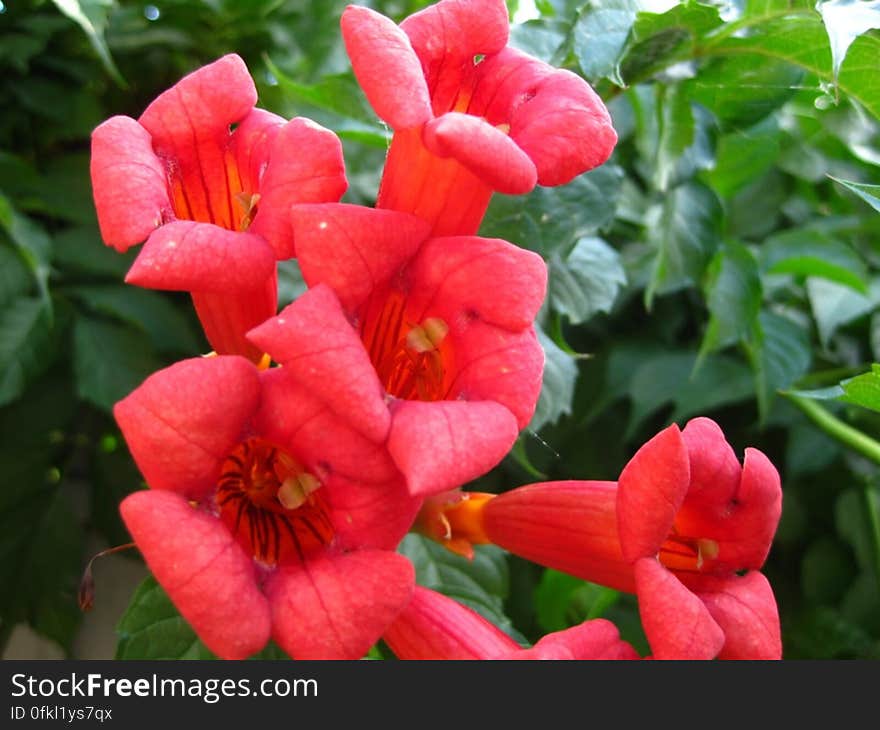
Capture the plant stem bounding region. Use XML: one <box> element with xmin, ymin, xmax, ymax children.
<box><xmin>786</xmin><ymin>394</ymin><xmax>880</xmax><ymax>465</ymax></box>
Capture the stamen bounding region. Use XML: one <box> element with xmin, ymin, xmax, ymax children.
<box><xmin>218</xmin><ymin>438</ymin><xmax>333</xmax><ymax>565</ymax></box>
<box><xmin>360</xmin><ymin>289</ymin><xmax>452</xmax><ymax>402</ymax></box>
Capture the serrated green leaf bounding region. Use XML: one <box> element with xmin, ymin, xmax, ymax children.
<box><xmin>685</xmin><ymin>54</ymin><xmax>803</xmax><ymax>131</ymax></box>
<box><xmin>838</xmin><ymin>364</ymin><xmax>880</xmax><ymax>413</ymax></box>
<box><xmin>698</xmin><ymin>240</ymin><xmax>762</xmax><ymax>362</ymax></box>
<box><xmin>69</xmin><ymin>285</ymin><xmax>202</xmax><ymax>354</ymax></box>
<box><xmin>761</xmin><ymin>229</ymin><xmax>868</xmax><ymax>292</ymax></box>
<box><xmin>398</xmin><ymin>534</ymin><xmax>523</xmax><ymax>643</ymax></box>
<box><xmin>747</xmin><ymin>310</ymin><xmax>812</xmax><ymax>420</ymax></box>
<box><xmin>116</xmin><ymin>577</ymin><xmax>217</xmax><ymax>660</ymax></box>
<box><xmin>829</xmin><ymin>175</ymin><xmax>880</xmax><ymax>213</ymax></box>
<box><xmin>817</xmin><ymin>0</ymin><xmax>880</xmax><ymax>83</ymax></box>
<box><xmin>0</xmin><ymin>298</ymin><xmax>57</xmax><ymax>407</ymax></box>
<box><xmin>530</xmin><ymin>326</ymin><xmax>579</xmax><ymax>431</ymax></box>
<box><xmin>480</xmin><ymin>164</ymin><xmax>624</xmax><ymax>256</ymax></box>
<box><xmin>548</xmin><ymin>236</ymin><xmax>627</xmax><ymax>325</ymax></box>
<box><xmin>645</xmin><ymin>181</ymin><xmax>723</xmax><ymax>306</ymax></box>
<box><xmin>73</xmin><ymin>316</ymin><xmax>163</xmax><ymax>411</ymax></box>
<box><xmin>703</xmin><ymin>12</ymin><xmax>880</xmax><ymax>120</ymax></box>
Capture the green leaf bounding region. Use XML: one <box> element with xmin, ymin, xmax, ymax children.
<box><xmin>791</xmin><ymin>364</ymin><xmax>880</xmax><ymax>414</ymax></box>
<box><xmin>807</xmin><ymin>277</ymin><xmax>880</xmax><ymax>347</ymax></box>
<box><xmin>706</xmin><ymin>118</ymin><xmax>782</xmax><ymax>197</ymax></box>
<box><xmin>0</xmin><ymin>194</ymin><xmax>52</xmax><ymax>315</ymax></box>
<box><xmin>623</xmin><ymin>350</ymin><xmax>755</xmax><ymax>434</ymax></box>
<box><xmin>0</xmin><ymin>376</ymin><xmax>81</xmax><ymax>652</ymax></box>
<box><xmin>398</xmin><ymin>534</ymin><xmax>523</xmax><ymax>643</ymax></box>
<box><xmin>618</xmin><ymin>0</ymin><xmax>725</xmax><ymax>85</ymax></box>
<box><xmin>747</xmin><ymin>310</ymin><xmax>812</xmax><ymax>420</ymax></box>
<box><xmin>534</xmin><ymin>569</ymin><xmax>619</xmax><ymax>633</ymax></box>
<box><xmin>685</xmin><ymin>53</ymin><xmax>803</xmax><ymax>131</ymax></box>
<box><xmin>0</xmin><ymin>244</ymin><xmax>32</xmax><ymax>309</ymax></box>
<box><xmin>480</xmin><ymin>164</ymin><xmax>624</xmax><ymax>257</ymax></box>
<box><xmin>829</xmin><ymin>175</ymin><xmax>880</xmax><ymax>213</ymax></box>
<box><xmin>69</xmin><ymin>285</ymin><xmax>202</xmax><ymax>354</ymax></box>
<box><xmin>703</xmin><ymin>12</ymin><xmax>880</xmax><ymax>121</ymax></box>
<box><xmin>51</xmin><ymin>225</ymin><xmax>135</xmax><ymax>278</ymax></box>
<box><xmin>573</xmin><ymin>0</ymin><xmax>644</xmax><ymax>85</ymax></box>
<box><xmin>116</xmin><ymin>577</ymin><xmax>217</xmax><ymax>659</ymax></box>
<box><xmin>655</xmin><ymin>84</ymin><xmax>694</xmax><ymax>192</ymax></box>
<box><xmin>530</xmin><ymin>326</ymin><xmax>579</xmax><ymax>431</ymax></box>
<box><xmin>73</xmin><ymin>316</ymin><xmax>164</xmax><ymax>411</ymax></box>
<box><xmin>761</xmin><ymin>229</ymin><xmax>868</xmax><ymax>292</ymax></box>
<box><xmin>510</xmin><ymin>18</ymin><xmax>568</xmax><ymax>64</ymax></box>
<box><xmin>839</xmin><ymin>364</ymin><xmax>880</xmax><ymax>413</ymax></box>
<box><xmin>817</xmin><ymin>0</ymin><xmax>880</xmax><ymax>83</ymax></box>
<box><xmin>50</xmin><ymin>0</ymin><xmax>126</xmax><ymax>85</ymax></box>
<box><xmin>0</xmin><ymin>298</ymin><xmax>57</xmax><ymax>408</ymax></box>
<box><xmin>801</xmin><ymin>537</ymin><xmax>858</xmax><ymax>605</ymax></box>
<box><xmin>645</xmin><ymin>181</ymin><xmax>723</xmax><ymax>306</ymax></box>
<box><xmin>548</xmin><ymin>236</ymin><xmax>627</xmax><ymax>325</ymax></box>
<box><xmin>698</xmin><ymin>241</ymin><xmax>762</xmax><ymax>362</ymax></box>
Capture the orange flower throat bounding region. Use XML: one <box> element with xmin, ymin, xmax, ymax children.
<box><xmin>360</xmin><ymin>288</ymin><xmax>453</xmax><ymax>402</ymax></box>
<box><xmin>217</xmin><ymin>438</ymin><xmax>333</xmax><ymax>565</ymax></box>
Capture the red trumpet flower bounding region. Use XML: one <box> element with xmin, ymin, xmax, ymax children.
<box><xmin>90</xmin><ymin>54</ymin><xmax>347</xmax><ymax>361</ymax></box>
<box><xmin>383</xmin><ymin>586</ymin><xmax>638</xmax><ymax>659</ymax></box>
<box><xmin>115</xmin><ymin>354</ymin><xmax>418</xmax><ymax>659</ymax></box>
<box><xmin>341</xmin><ymin>0</ymin><xmax>617</xmax><ymax>236</ymax></box>
<box><xmin>247</xmin><ymin>204</ymin><xmax>547</xmax><ymax>498</ymax></box>
<box><xmin>461</xmin><ymin>418</ymin><xmax>783</xmax><ymax>659</ymax></box>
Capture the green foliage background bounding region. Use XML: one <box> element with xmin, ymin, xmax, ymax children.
<box><xmin>1</xmin><ymin>0</ymin><xmax>879</xmax><ymax>659</ymax></box>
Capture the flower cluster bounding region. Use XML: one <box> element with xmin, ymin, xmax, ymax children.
<box><xmin>90</xmin><ymin>0</ymin><xmax>783</xmax><ymax>660</ymax></box>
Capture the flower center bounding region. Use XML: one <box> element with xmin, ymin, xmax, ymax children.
<box><xmin>658</xmin><ymin>530</ymin><xmax>720</xmax><ymax>573</ymax></box>
<box><xmin>165</xmin><ymin>149</ymin><xmax>258</xmax><ymax>232</ymax></box>
<box><xmin>216</xmin><ymin>438</ymin><xmax>333</xmax><ymax>566</ymax></box>
<box><xmin>359</xmin><ymin>288</ymin><xmax>453</xmax><ymax>402</ymax></box>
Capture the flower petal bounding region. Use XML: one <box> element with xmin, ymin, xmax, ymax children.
<box><xmin>483</xmin><ymin>481</ymin><xmax>635</xmax><ymax>593</ymax></box>
<box><xmin>90</xmin><ymin>116</ymin><xmax>170</xmax><ymax>252</ymax></box>
<box><xmin>292</xmin><ymin>203</ymin><xmax>430</xmax><ymax>312</ymax></box>
<box><xmin>423</xmin><ymin>112</ymin><xmax>537</xmax><ymax>194</ymax></box>
<box><xmin>617</xmin><ymin>424</ymin><xmax>691</xmax><ymax>563</ymax></box>
<box><xmin>248</xmin><ymin>284</ymin><xmax>391</xmax><ymax>444</ymax></box>
<box><xmin>266</xmin><ymin>549</ymin><xmax>414</xmax><ymax>660</ymax></box>
<box><xmin>114</xmin><ymin>356</ymin><xmax>259</xmax><ymax>499</ymax></box>
<box><xmin>488</xmin><ymin>48</ymin><xmax>617</xmax><ymax>185</ymax></box>
<box><xmin>383</xmin><ymin>586</ymin><xmax>520</xmax><ymax>660</ymax></box>
<box><xmin>405</xmin><ymin>235</ymin><xmax>547</xmax><ymax>333</ymax></box>
<box><xmin>634</xmin><ymin>557</ymin><xmax>724</xmax><ymax>660</ymax></box>
<box><xmin>249</xmin><ymin>117</ymin><xmax>348</xmax><ymax>259</ymax></box>
<box><xmin>447</xmin><ymin>322</ymin><xmax>544</xmax><ymax>429</ymax></box>
<box><xmin>680</xmin><ymin>417</ymin><xmax>742</xmax><ymax>506</ymax></box>
<box><xmin>688</xmin><ymin>571</ymin><xmax>782</xmax><ymax>660</ymax></box>
<box><xmin>120</xmin><ymin>490</ymin><xmax>270</xmax><ymax>660</ymax></box>
<box><xmin>254</xmin><ymin>368</ymin><xmax>399</xmax><ymax>486</ymax></box>
<box><xmin>387</xmin><ymin>399</ymin><xmax>519</xmax><ymax>497</ymax></box>
<box><xmin>402</xmin><ymin>0</ymin><xmax>509</xmax><ymax>113</ymax></box>
<box><xmin>139</xmin><ymin>54</ymin><xmax>258</xmax><ymax>230</ymax></box>
<box><xmin>515</xmin><ymin>619</ymin><xmax>640</xmax><ymax>660</ymax></box>
<box><xmin>126</xmin><ymin>220</ymin><xmax>276</xmax><ymax>293</ymax></box>
<box><xmin>341</xmin><ymin>5</ymin><xmax>432</xmax><ymax>130</ymax></box>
